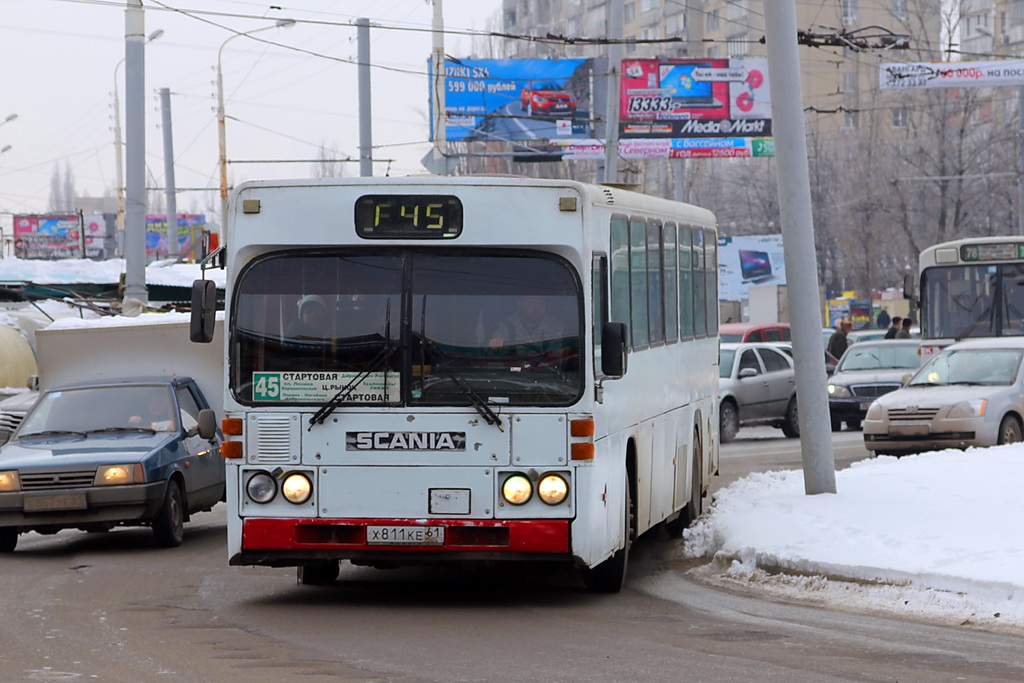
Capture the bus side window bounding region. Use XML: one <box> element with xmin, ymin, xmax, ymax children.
<box><xmin>592</xmin><ymin>253</ymin><xmax>608</xmax><ymax>375</ymax></box>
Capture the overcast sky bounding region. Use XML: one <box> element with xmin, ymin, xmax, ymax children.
<box><xmin>0</xmin><ymin>0</ymin><xmax>502</xmax><ymax>224</ymax></box>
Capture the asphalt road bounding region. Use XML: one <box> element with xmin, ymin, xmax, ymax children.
<box><xmin>1</xmin><ymin>429</ymin><xmax>1021</xmax><ymax>682</ymax></box>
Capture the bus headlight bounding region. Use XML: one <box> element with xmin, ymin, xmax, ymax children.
<box><xmin>246</xmin><ymin>472</ymin><xmax>277</xmax><ymax>504</ymax></box>
<box><xmin>501</xmin><ymin>474</ymin><xmax>532</xmax><ymax>505</ymax></box>
<box><xmin>281</xmin><ymin>473</ymin><xmax>312</xmax><ymax>504</ymax></box>
<box><xmin>537</xmin><ymin>474</ymin><xmax>568</xmax><ymax>505</ymax></box>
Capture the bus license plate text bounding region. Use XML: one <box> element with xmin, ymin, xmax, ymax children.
<box><xmin>366</xmin><ymin>525</ymin><xmax>445</xmax><ymax>546</ymax></box>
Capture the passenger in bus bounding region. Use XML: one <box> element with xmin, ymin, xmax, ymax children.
<box><xmin>287</xmin><ymin>295</ymin><xmax>330</xmax><ymax>339</ymax></box>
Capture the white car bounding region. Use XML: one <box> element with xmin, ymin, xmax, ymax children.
<box><xmin>863</xmin><ymin>337</ymin><xmax>1024</xmax><ymax>456</ymax></box>
<box><xmin>719</xmin><ymin>342</ymin><xmax>798</xmax><ymax>443</ymax></box>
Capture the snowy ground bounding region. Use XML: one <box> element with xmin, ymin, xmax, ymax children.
<box><xmin>680</xmin><ymin>446</ymin><xmax>1024</xmax><ymax>635</ymax></box>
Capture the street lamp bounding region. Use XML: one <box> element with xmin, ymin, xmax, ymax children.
<box><xmin>113</xmin><ymin>29</ymin><xmax>163</xmax><ymax>254</ymax></box>
<box><xmin>217</xmin><ymin>19</ymin><xmax>295</xmax><ymax>244</ymax></box>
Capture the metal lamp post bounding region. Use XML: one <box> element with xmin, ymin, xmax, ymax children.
<box><xmin>113</xmin><ymin>29</ymin><xmax>163</xmax><ymax>257</ymax></box>
<box><xmin>216</xmin><ymin>19</ymin><xmax>295</xmax><ymax>246</ymax></box>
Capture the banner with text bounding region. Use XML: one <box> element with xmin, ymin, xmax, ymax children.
<box><xmin>880</xmin><ymin>60</ymin><xmax>1024</xmax><ymax>89</ymax></box>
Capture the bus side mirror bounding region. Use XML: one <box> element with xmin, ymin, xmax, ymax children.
<box><xmin>190</xmin><ymin>279</ymin><xmax>217</xmax><ymax>343</ymax></box>
<box><xmin>903</xmin><ymin>272</ymin><xmax>917</xmax><ymax>302</ymax></box>
<box><xmin>197</xmin><ymin>409</ymin><xmax>217</xmax><ymax>440</ymax></box>
<box><xmin>601</xmin><ymin>322</ymin><xmax>628</xmax><ymax>378</ymax></box>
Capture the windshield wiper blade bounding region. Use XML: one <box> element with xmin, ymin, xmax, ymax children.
<box><xmin>18</xmin><ymin>429</ymin><xmax>87</xmax><ymax>439</ymax></box>
<box><xmin>85</xmin><ymin>427</ymin><xmax>156</xmax><ymax>435</ymax></box>
<box><xmin>308</xmin><ymin>342</ymin><xmax>398</xmax><ymax>428</ymax></box>
<box><xmin>421</xmin><ymin>337</ymin><xmax>503</xmax><ymax>431</ymax></box>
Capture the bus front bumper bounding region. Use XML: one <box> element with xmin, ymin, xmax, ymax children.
<box><xmin>233</xmin><ymin>517</ymin><xmax>570</xmax><ymax>567</ymax></box>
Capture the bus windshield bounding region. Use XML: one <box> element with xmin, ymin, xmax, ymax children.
<box><xmin>232</xmin><ymin>251</ymin><xmax>583</xmax><ymax>407</ymax></box>
<box><xmin>921</xmin><ymin>263</ymin><xmax>1024</xmax><ymax>340</ymax></box>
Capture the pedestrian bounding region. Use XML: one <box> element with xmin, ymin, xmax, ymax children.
<box><xmin>876</xmin><ymin>307</ymin><xmax>891</xmax><ymax>330</ymax></box>
<box><xmin>828</xmin><ymin>319</ymin><xmax>853</xmax><ymax>359</ymax></box>
<box><xmin>884</xmin><ymin>315</ymin><xmax>902</xmax><ymax>339</ymax></box>
<box><xmin>896</xmin><ymin>316</ymin><xmax>913</xmax><ymax>339</ymax></box>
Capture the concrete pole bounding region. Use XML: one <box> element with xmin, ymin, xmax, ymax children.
<box><xmin>600</xmin><ymin>0</ymin><xmax>623</xmax><ymax>183</ymax></box>
<box><xmin>763</xmin><ymin>2</ymin><xmax>835</xmax><ymax>495</ymax></box>
<box><xmin>431</xmin><ymin>0</ymin><xmax>448</xmax><ymax>174</ymax></box>
<box><xmin>357</xmin><ymin>18</ymin><xmax>373</xmax><ymax>177</ymax></box>
<box><xmin>123</xmin><ymin>0</ymin><xmax>148</xmax><ymax>305</ymax></box>
<box><xmin>113</xmin><ymin>65</ymin><xmax>125</xmax><ymax>257</ymax></box>
<box><xmin>159</xmin><ymin>88</ymin><xmax>179</xmax><ymax>259</ymax></box>
<box><xmin>1019</xmin><ymin>86</ymin><xmax>1024</xmax><ymax>235</ymax></box>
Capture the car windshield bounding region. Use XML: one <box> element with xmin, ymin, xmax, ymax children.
<box><xmin>719</xmin><ymin>349</ymin><xmax>736</xmax><ymax>378</ymax></box>
<box><xmin>232</xmin><ymin>251</ymin><xmax>583</xmax><ymax>408</ymax></box>
<box><xmin>533</xmin><ymin>82</ymin><xmax>564</xmax><ymax>91</ymax></box>
<box><xmin>15</xmin><ymin>385</ymin><xmax>177</xmax><ymax>437</ymax></box>
<box><xmin>838</xmin><ymin>344</ymin><xmax>922</xmax><ymax>371</ymax></box>
<box><xmin>909</xmin><ymin>348</ymin><xmax>1024</xmax><ymax>386</ymax></box>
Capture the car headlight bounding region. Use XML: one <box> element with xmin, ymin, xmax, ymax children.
<box><xmin>93</xmin><ymin>464</ymin><xmax>144</xmax><ymax>486</ymax></box>
<box><xmin>0</xmin><ymin>470</ymin><xmax>20</xmax><ymax>492</ymax></box>
<box><xmin>948</xmin><ymin>399</ymin><xmax>987</xmax><ymax>418</ymax></box>
<box><xmin>281</xmin><ymin>473</ymin><xmax>312</xmax><ymax>504</ymax></box>
<box><xmin>866</xmin><ymin>402</ymin><xmax>884</xmax><ymax>419</ymax></box>
<box><xmin>502</xmin><ymin>474</ymin><xmax>533</xmax><ymax>505</ymax></box>
<box><xmin>827</xmin><ymin>383</ymin><xmax>852</xmax><ymax>398</ymax></box>
<box><xmin>537</xmin><ymin>474</ymin><xmax>569</xmax><ymax>505</ymax></box>
<box><xmin>246</xmin><ymin>472</ymin><xmax>277</xmax><ymax>504</ymax></box>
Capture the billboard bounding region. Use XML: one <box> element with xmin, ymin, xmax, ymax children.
<box><xmin>12</xmin><ymin>214</ymin><xmax>115</xmax><ymax>260</ymax></box>
<box><xmin>619</xmin><ymin>58</ymin><xmax>772</xmax><ymax>142</ymax></box>
<box><xmin>880</xmin><ymin>60</ymin><xmax>1024</xmax><ymax>90</ymax></box>
<box><xmin>145</xmin><ymin>214</ymin><xmax>207</xmax><ymax>259</ymax></box>
<box><xmin>718</xmin><ymin>234</ymin><xmax>786</xmax><ymax>300</ymax></box>
<box><xmin>432</xmin><ymin>58</ymin><xmax>594</xmax><ymax>142</ymax></box>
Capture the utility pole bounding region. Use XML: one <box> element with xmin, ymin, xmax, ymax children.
<box><xmin>123</xmin><ymin>0</ymin><xmax>148</xmax><ymax>306</ymax></box>
<box><xmin>598</xmin><ymin>0</ymin><xmax>623</xmax><ymax>184</ymax></box>
<box><xmin>429</xmin><ymin>0</ymin><xmax>449</xmax><ymax>175</ymax></box>
<box><xmin>159</xmin><ymin>87</ymin><xmax>179</xmax><ymax>259</ymax></box>
<box><xmin>357</xmin><ymin>18</ymin><xmax>372</xmax><ymax>177</ymax></box>
<box><xmin>763</xmin><ymin>2</ymin><xmax>836</xmax><ymax>495</ymax></box>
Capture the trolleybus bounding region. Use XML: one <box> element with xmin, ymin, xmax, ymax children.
<box><xmin>911</xmin><ymin>235</ymin><xmax>1024</xmax><ymax>354</ymax></box>
<box><xmin>191</xmin><ymin>176</ymin><xmax>719</xmax><ymax>592</ymax></box>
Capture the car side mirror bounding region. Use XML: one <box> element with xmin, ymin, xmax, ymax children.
<box><xmin>190</xmin><ymin>279</ymin><xmax>217</xmax><ymax>343</ymax></box>
<box><xmin>901</xmin><ymin>372</ymin><xmax>913</xmax><ymax>386</ymax></box>
<box><xmin>197</xmin><ymin>409</ymin><xmax>217</xmax><ymax>440</ymax></box>
<box><xmin>601</xmin><ymin>322</ymin><xmax>628</xmax><ymax>378</ymax></box>
<box><xmin>739</xmin><ymin>367</ymin><xmax>759</xmax><ymax>378</ymax></box>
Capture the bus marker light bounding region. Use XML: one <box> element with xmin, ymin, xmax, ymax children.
<box><xmin>222</xmin><ymin>441</ymin><xmax>243</xmax><ymax>459</ymax></box>
<box><xmin>222</xmin><ymin>418</ymin><xmax>243</xmax><ymax>435</ymax></box>
<box><xmin>570</xmin><ymin>419</ymin><xmax>594</xmax><ymax>437</ymax></box>
<box><xmin>571</xmin><ymin>443</ymin><xmax>594</xmax><ymax>460</ymax></box>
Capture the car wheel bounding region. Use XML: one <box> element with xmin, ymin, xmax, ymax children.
<box><xmin>297</xmin><ymin>560</ymin><xmax>340</xmax><ymax>586</ymax></box>
<box><xmin>152</xmin><ymin>481</ymin><xmax>185</xmax><ymax>548</ymax></box>
<box><xmin>998</xmin><ymin>415</ymin><xmax>1023</xmax><ymax>445</ymax></box>
<box><xmin>720</xmin><ymin>401</ymin><xmax>739</xmax><ymax>444</ymax></box>
<box><xmin>830</xmin><ymin>416</ymin><xmax>843</xmax><ymax>432</ymax></box>
<box><xmin>0</xmin><ymin>528</ymin><xmax>17</xmax><ymax>552</ymax></box>
<box><xmin>780</xmin><ymin>396</ymin><xmax>800</xmax><ymax>438</ymax></box>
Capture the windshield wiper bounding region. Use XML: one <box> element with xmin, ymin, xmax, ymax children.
<box><xmin>85</xmin><ymin>427</ymin><xmax>157</xmax><ymax>435</ymax></box>
<box><xmin>18</xmin><ymin>429</ymin><xmax>86</xmax><ymax>439</ymax></box>
<box><xmin>309</xmin><ymin>301</ymin><xmax>397</xmax><ymax>429</ymax></box>
<box><xmin>420</xmin><ymin>337</ymin><xmax>503</xmax><ymax>431</ymax></box>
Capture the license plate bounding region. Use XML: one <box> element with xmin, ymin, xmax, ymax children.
<box><xmin>896</xmin><ymin>424</ymin><xmax>929</xmax><ymax>436</ymax></box>
<box><xmin>366</xmin><ymin>525</ymin><xmax>445</xmax><ymax>546</ymax></box>
<box><xmin>23</xmin><ymin>492</ymin><xmax>87</xmax><ymax>512</ymax></box>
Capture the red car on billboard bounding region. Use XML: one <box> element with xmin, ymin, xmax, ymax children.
<box><xmin>520</xmin><ymin>80</ymin><xmax>577</xmax><ymax>117</ymax></box>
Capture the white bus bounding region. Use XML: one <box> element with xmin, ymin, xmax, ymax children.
<box><xmin>191</xmin><ymin>176</ymin><xmax>719</xmax><ymax>592</ymax></box>
<box><xmin>912</xmin><ymin>235</ymin><xmax>1024</xmax><ymax>353</ymax></box>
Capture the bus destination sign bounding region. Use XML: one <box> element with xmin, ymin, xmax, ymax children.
<box><xmin>355</xmin><ymin>194</ymin><xmax>462</xmax><ymax>239</ymax></box>
<box><xmin>960</xmin><ymin>242</ymin><xmax>1024</xmax><ymax>262</ymax></box>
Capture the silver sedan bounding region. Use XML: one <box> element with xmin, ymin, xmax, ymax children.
<box><xmin>863</xmin><ymin>337</ymin><xmax>1024</xmax><ymax>456</ymax></box>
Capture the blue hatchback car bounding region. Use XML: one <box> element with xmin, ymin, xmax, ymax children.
<box><xmin>0</xmin><ymin>378</ymin><xmax>222</xmax><ymax>551</ymax></box>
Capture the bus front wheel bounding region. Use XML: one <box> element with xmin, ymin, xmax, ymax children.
<box><xmin>581</xmin><ymin>482</ymin><xmax>632</xmax><ymax>593</ymax></box>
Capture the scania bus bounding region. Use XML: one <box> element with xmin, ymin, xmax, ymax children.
<box><xmin>191</xmin><ymin>176</ymin><xmax>719</xmax><ymax>592</ymax></box>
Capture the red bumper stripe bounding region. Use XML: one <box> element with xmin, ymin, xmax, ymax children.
<box><xmin>243</xmin><ymin>518</ymin><xmax>569</xmax><ymax>553</ymax></box>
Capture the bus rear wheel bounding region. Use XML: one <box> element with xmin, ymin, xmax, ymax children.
<box><xmin>298</xmin><ymin>560</ymin><xmax>340</xmax><ymax>586</ymax></box>
<box><xmin>581</xmin><ymin>482</ymin><xmax>632</xmax><ymax>593</ymax></box>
